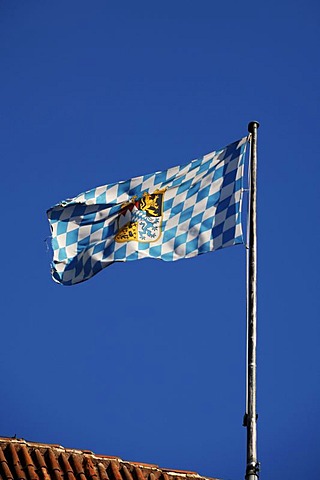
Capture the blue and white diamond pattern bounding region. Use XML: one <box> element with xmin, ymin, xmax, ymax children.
<box><xmin>47</xmin><ymin>136</ymin><xmax>248</xmax><ymax>285</ymax></box>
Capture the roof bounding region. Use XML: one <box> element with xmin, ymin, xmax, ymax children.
<box><xmin>0</xmin><ymin>438</ymin><xmax>220</xmax><ymax>480</ymax></box>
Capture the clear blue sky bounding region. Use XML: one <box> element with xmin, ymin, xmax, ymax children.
<box><xmin>1</xmin><ymin>2</ymin><xmax>319</xmax><ymax>479</ymax></box>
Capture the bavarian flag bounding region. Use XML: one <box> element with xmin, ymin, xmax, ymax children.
<box><xmin>47</xmin><ymin>137</ymin><xmax>248</xmax><ymax>285</ymax></box>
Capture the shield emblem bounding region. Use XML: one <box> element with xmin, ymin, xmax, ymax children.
<box><xmin>115</xmin><ymin>190</ymin><xmax>165</xmax><ymax>243</ymax></box>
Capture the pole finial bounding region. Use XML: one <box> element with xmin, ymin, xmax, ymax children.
<box><xmin>248</xmin><ymin>121</ymin><xmax>260</xmax><ymax>133</ymax></box>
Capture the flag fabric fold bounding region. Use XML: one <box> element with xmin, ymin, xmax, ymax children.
<box><xmin>47</xmin><ymin>136</ymin><xmax>248</xmax><ymax>285</ymax></box>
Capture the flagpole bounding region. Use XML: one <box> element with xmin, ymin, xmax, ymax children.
<box><xmin>245</xmin><ymin>121</ymin><xmax>260</xmax><ymax>480</ymax></box>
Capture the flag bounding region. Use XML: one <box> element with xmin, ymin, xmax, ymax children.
<box><xmin>47</xmin><ymin>136</ymin><xmax>248</xmax><ymax>285</ymax></box>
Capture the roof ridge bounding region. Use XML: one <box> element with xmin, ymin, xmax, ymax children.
<box><xmin>0</xmin><ymin>437</ymin><xmax>218</xmax><ymax>479</ymax></box>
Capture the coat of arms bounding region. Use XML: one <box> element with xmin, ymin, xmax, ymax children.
<box><xmin>115</xmin><ymin>189</ymin><xmax>165</xmax><ymax>243</ymax></box>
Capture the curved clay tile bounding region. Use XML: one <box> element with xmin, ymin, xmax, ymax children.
<box><xmin>109</xmin><ymin>462</ymin><xmax>122</xmax><ymax>480</ymax></box>
<box><xmin>97</xmin><ymin>463</ymin><xmax>109</xmax><ymax>480</ymax></box>
<box><xmin>70</xmin><ymin>455</ymin><xmax>86</xmax><ymax>480</ymax></box>
<box><xmin>33</xmin><ymin>450</ymin><xmax>50</xmax><ymax>480</ymax></box>
<box><xmin>45</xmin><ymin>449</ymin><xmax>63</xmax><ymax>480</ymax></box>
<box><xmin>58</xmin><ymin>454</ymin><xmax>75</xmax><ymax>480</ymax></box>
<box><xmin>0</xmin><ymin>447</ymin><xmax>14</xmax><ymax>480</ymax></box>
<box><xmin>7</xmin><ymin>445</ymin><xmax>26</xmax><ymax>480</ymax></box>
<box><xmin>83</xmin><ymin>456</ymin><xmax>97</xmax><ymax>480</ymax></box>
<box><xmin>19</xmin><ymin>446</ymin><xmax>39</xmax><ymax>480</ymax></box>
<box><xmin>120</xmin><ymin>465</ymin><xmax>133</xmax><ymax>480</ymax></box>
<box><xmin>132</xmin><ymin>467</ymin><xmax>145</xmax><ymax>480</ymax></box>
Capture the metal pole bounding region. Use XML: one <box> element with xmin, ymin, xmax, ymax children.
<box><xmin>245</xmin><ymin>121</ymin><xmax>260</xmax><ymax>480</ymax></box>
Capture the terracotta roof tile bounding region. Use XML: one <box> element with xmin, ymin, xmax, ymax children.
<box><xmin>0</xmin><ymin>445</ymin><xmax>14</xmax><ymax>480</ymax></box>
<box><xmin>0</xmin><ymin>438</ymin><xmax>220</xmax><ymax>480</ymax></box>
<box><xmin>45</xmin><ymin>449</ymin><xmax>63</xmax><ymax>480</ymax></box>
<box><xmin>96</xmin><ymin>463</ymin><xmax>109</xmax><ymax>480</ymax></box>
<box><xmin>84</xmin><ymin>456</ymin><xmax>98</xmax><ymax>480</ymax></box>
<box><xmin>19</xmin><ymin>446</ymin><xmax>39</xmax><ymax>480</ymax></box>
<box><xmin>8</xmin><ymin>443</ymin><xmax>27</xmax><ymax>480</ymax></box>
<box><xmin>59</xmin><ymin>452</ymin><xmax>76</xmax><ymax>480</ymax></box>
<box><xmin>130</xmin><ymin>466</ymin><xmax>144</xmax><ymax>480</ymax></box>
<box><xmin>33</xmin><ymin>449</ymin><xmax>50</xmax><ymax>480</ymax></box>
<box><xmin>120</xmin><ymin>465</ymin><xmax>133</xmax><ymax>480</ymax></box>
